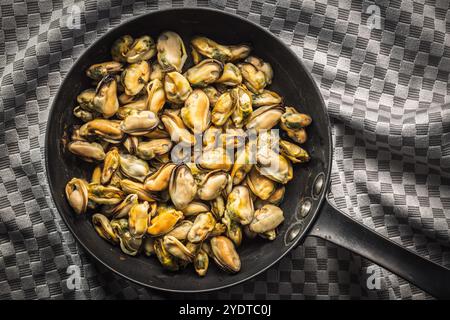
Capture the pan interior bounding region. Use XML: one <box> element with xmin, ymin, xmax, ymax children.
<box><xmin>46</xmin><ymin>8</ymin><xmax>331</xmax><ymax>292</ymax></box>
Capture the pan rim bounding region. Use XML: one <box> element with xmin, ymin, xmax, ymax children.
<box><xmin>44</xmin><ymin>6</ymin><xmax>333</xmax><ymax>293</ymax></box>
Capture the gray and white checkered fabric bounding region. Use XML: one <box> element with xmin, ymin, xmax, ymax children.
<box><xmin>1</xmin><ymin>0</ymin><xmax>449</xmax><ymax>299</ymax></box>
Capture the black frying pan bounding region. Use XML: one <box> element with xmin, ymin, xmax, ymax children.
<box><xmin>45</xmin><ymin>8</ymin><xmax>450</xmax><ymax>298</ymax></box>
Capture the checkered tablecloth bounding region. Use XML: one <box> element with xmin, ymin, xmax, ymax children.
<box><xmin>1</xmin><ymin>0</ymin><xmax>449</xmax><ymax>300</ymax></box>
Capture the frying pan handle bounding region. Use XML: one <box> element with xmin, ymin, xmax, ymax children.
<box><xmin>309</xmin><ymin>197</ymin><xmax>450</xmax><ymax>299</ymax></box>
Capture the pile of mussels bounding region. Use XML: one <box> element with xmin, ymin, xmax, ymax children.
<box><xmin>64</xmin><ymin>31</ymin><xmax>312</xmax><ymax>276</ymax></box>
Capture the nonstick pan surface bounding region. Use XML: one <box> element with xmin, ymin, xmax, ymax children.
<box><xmin>46</xmin><ymin>8</ymin><xmax>331</xmax><ymax>292</ymax></box>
